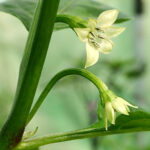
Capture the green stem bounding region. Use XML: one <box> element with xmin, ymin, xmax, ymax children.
<box><xmin>0</xmin><ymin>0</ymin><xmax>60</xmax><ymax>149</ymax></box>
<box><xmin>56</xmin><ymin>14</ymin><xmax>87</xmax><ymax>28</ymax></box>
<box><xmin>27</xmin><ymin>68</ymin><xmax>107</xmax><ymax>124</ymax></box>
<box><xmin>15</xmin><ymin>126</ymin><xmax>150</xmax><ymax>150</ymax></box>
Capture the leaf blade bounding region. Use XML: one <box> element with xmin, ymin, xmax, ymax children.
<box><xmin>0</xmin><ymin>0</ymin><xmax>130</xmax><ymax>31</ymax></box>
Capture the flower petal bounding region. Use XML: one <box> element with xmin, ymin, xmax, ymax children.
<box><xmin>97</xmin><ymin>39</ymin><xmax>113</xmax><ymax>54</ymax></box>
<box><xmin>97</xmin><ymin>9</ymin><xmax>119</xmax><ymax>28</ymax></box>
<box><xmin>125</xmin><ymin>105</ymin><xmax>130</xmax><ymax>113</ymax></box>
<box><xmin>88</xmin><ymin>18</ymin><xmax>97</xmax><ymax>31</ymax></box>
<box><xmin>117</xmin><ymin>97</ymin><xmax>138</xmax><ymax>109</ymax></box>
<box><xmin>85</xmin><ymin>42</ymin><xmax>99</xmax><ymax>68</ymax></box>
<box><xmin>74</xmin><ymin>28</ymin><xmax>90</xmax><ymax>42</ymax></box>
<box><xmin>104</xmin><ymin>26</ymin><xmax>125</xmax><ymax>38</ymax></box>
<box><xmin>112</xmin><ymin>98</ymin><xmax>129</xmax><ymax>115</ymax></box>
<box><xmin>104</xmin><ymin>115</ymin><xmax>108</xmax><ymax>130</ymax></box>
<box><xmin>105</xmin><ymin>102</ymin><xmax>115</xmax><ymax>124</ymax></box>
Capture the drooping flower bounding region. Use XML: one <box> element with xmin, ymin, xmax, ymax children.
<box><xmin>74</xmin><ymin>9</ymin><xmax>125</xmax><ymax>68</ymax></box>
<box><xmin>103</xmin><ymin>95</ymin><xmax>138</xmax><ymax>130</ymax></box>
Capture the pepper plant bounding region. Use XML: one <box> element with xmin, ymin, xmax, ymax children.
<box><xmin>0</xmin><ymin>0</ymin><xmax>150</xmax><ymax>150</ymax></box>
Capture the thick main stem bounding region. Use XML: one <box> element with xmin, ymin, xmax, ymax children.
<box><xmin>27</xmin><ymin>68</ymin><xmax>107</xmax><ymax>124</ymax></box>
<box><xmin>0</xmin><ymin>0</ymin><xmax>60</xmax><ymax>149</ymax></box>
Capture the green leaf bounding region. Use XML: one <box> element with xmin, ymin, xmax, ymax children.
<box><xmin>58</xmin><ymin>0</ymin><xmax>129</xmax><ymax>21</ymax></box>
<box><xmin>109</xmin><ymin>110</ymin><xmax>150</xmax><ymax>130</ymax></box>
<box><xmin>0</xmin><ymin>0</ymin><xmax>130</xmax><ymax>31</ymax></box>
<box><xmin>0</xmin><ymin>0</ymin><xmax>36</xmax><ymax>30</ymax></box>
<box><xmin>94</xmin><ymin>110</ymin><xmax>150</xmax><ymax>131</ymax></box>
<box><xmin>15</xmin><ymin>110</ymin><xmax>150</xmax><ymax>150</ymax></box>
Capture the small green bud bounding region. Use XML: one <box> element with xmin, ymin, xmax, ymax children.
<box><xmin>22</xmin><ymin>127</ymin><xmax>38</xmax><ymax>141</ymax></box>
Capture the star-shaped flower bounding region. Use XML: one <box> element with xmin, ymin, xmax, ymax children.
<box><xmin>74</xmin><ymin>9</ymin><xmax>125</xmax><ymax>68</ymax></box>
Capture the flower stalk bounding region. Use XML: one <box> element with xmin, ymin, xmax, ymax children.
<box><xmin>27</xmin><ymin>68</ymin><xmax>138</xmax><ymax>131</ymax></box>
<box><xmin>21</xmin><ymin>68</ymin><xmax>138</xmax><ymax>149</ymax></box>
<box><xmin>27</xmin><ymin>68</ymin><xmax>107</xmax><ymax>124</ymax></box>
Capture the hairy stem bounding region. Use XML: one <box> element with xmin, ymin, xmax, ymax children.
<box><xmin>0</xmin><ymin>0</ymin><xmax>60</xmax><ymax>149</ymax></box>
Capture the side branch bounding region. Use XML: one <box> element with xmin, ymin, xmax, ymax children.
<box><xmin>27</xmin><ymin>68</ymin><xmax>107</xmax><ymax>124</ymax></box>
<box><xmin>16</xmin><ymin>126</ymin><xmax>150</xmax><ymax>150</ymax></box>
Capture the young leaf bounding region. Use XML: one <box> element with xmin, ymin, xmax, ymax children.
<box><xmin>0</xmin><ymin>0</ymin><xmax>36</xmax><ymax>30</ymax></box>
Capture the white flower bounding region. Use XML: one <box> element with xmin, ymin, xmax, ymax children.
<box><xmin>103</xmin><ymin>97</ymin><xmax>138</xmax><ymax>130</ymax></box>
<box><xmin>74</xmin><ymin>9</ymin><xmax>125</xmax><ymax>68</ymax></box>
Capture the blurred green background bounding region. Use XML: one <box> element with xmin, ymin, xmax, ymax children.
<box><xmin>0</xmin><ymin>0</ymin><xmax>150</xmax><ymax>149</ymax></box>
